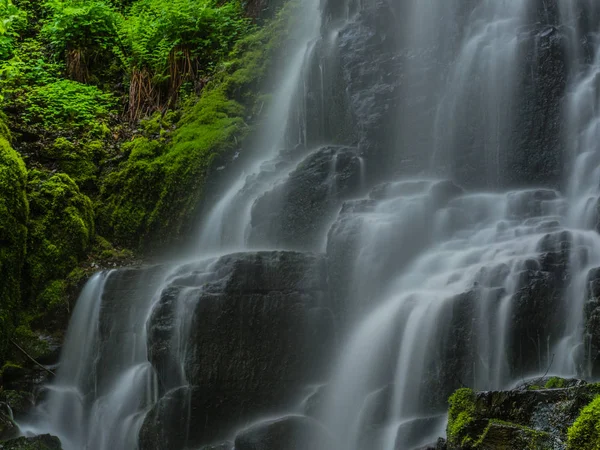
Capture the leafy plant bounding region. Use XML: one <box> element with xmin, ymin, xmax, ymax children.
<box><xmin>0</xmin><ymin>0</ymin><xmax>26</xmax><ymax>60</ymax></box>
<box><xmin>23</xmin><ymin>79</ymin><xmax>117</xmax><ymax>135</ymax></box>
<box><xmin>120</xmin><ymin>0</ymin><xmax>253</xmax><ymax>118</ymax></box>
<box><xmin>42</xmin><ymin>0</ymin><xmax>121</xmax><ymax>81</ymax></box>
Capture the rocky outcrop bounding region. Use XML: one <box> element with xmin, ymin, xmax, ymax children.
<box><xmin>139</xmin><ymin>251</ymin><xmax>336</xmax><ymax>449</ymax></box>
<box><xmin>248</xmin><ymin>145</ymin><xmax>363</xmax><ymax>249</ymax></box>
<box><xmin>445</xmin><ymin>379</ymin><xmax>599</xmax><ymax>449</ymax></box>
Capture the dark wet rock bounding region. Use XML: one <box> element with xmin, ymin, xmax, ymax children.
<box><xmin>584</xmin><ymin>267</ymin><xmax>600</xmax><ymax>376</ymax></box>
<box><xmin>0</xmin><ymin>434</ymin><xmax>62</xmax><ymax>449</ymax></box>
<box><xmin>0</xmin><ymin>391</ymin><xmax>34</xmax><ymax>419</ymax></box>
<box><xmin>428</xmin><ymin>181</ymin><xmax>465</xmax><ymax>208</ymax></box>
<box><xmin>505</xmin><ymin>189</ymin><xmax>560</xmax><ymax>219</ymax></box>
<box><xmin>303</xmin><ymin>385</ymin><xmax>327</xmax><ymax>418</ymax></box>
<box><xmin>335</xmin><ymin>0</ymin><xmax>405</xmax><ymax>181</ymax></box>
<box><xmin>248</xmin><ymin>146</ymin><xmax>362</xmax><ymax>250</ymax></box>
<box><xmin>500</xmin><ymin>24</ymin><xmax>568</xmax><ymax>189</ymax></box>
<box><xmin>140</xmin><ymin>252</ymin><xmax>336</xmax><ymax>449</ymax></box>
<box><xmin>234</xmin><ymin>415</ymin><xmax>333</xmax><ymax>450</ymax></box>
<box><xmin>198</xmin><ymin>442</ymin><xmax>233</xmax><ymax>450</ymax></box>
<box><xmin>361</xmin><ymin>384</ymin><xmax>394</xmax><ymax>429</ymax></box>
<box><xmin>138</xmin><ymin>386</ymin><xmax>191</xmax><ymax>450</ymax></box>
<box><xmin>0</xmin><ymin>405</ymin><xmax>18</xmax><ymax>442</ymax></box>
<box><xmin>394</xmin><ymin>416</ymin><xmax>447</xmax><ymax>450</ymax></box>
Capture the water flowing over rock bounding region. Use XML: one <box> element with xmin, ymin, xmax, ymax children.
<box><xmin>15</xmin><ymin>0</ymin><xmax>600</xmax><ymax>449</ymax></box>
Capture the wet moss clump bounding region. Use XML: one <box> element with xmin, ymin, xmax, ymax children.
<box><xmin>0</xmin><ymin>123</ymin><xmax>28</xmax><ymax>361</ymax></box>
<box><xmin>447</xmin><ymin>388</ymin><xmax>477</xmax><ymax>448</ymax></box>
<box><xmin>567</xmin><ymin>395</ymin><xmax>600</xmax><ymax>450</ymax></box>
<box><xmin>23</xmin><ymin>171</ymin><xmax>95</xmax><ymax>321</ymax></box>
<box><xmin>545</xmin><ymin>376</ymin><xmax>567</xmax><ymax>389</ymax></box>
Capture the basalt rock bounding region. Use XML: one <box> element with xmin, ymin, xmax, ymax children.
<box><xmin>140</xmin><ymin>251</ymin><xmax>336</xmax><ymax>449</ymax></box>
<box><xmin>248</xmin><ymin>146</ymin><xmax>362</xmax><ymax>250</ymax></box>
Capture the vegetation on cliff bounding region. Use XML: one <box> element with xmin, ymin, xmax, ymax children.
<box><xmin>0</xmin><ymin>0</ymin><xmax>294</xmax><ymax>381</ymax></box>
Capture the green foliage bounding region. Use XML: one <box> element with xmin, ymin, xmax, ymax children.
<box><xmin>567</xmin><ymin>395</ymin><xmax>600</xmax><ymax>450</ymax></box>
<box><xmin>0</xmin><ymin>126</ymin><xmax>28</xmax><ymax>361</ymax></box>
<box><xmin>23</xmin><ymin>79</ymin><xmax>116</xmax><ymax>135</ymax></box>
<box><xmin>447</xmin><ymin>388</ymin><xmax>477</xmax><ymax>448</ymax></box>
<box><xmin>42</xmin><ymin>0</ymin><xmax>121</xmax><ymax>81</ymax></box>
<box><xmin>121</xmin><ymin>0</ymin><xmax>251</xmax><ymax>75</ymax></box>
<box><xmin>0</xmin><ymin>0</ymin><xmax>26</xmax><ymax>60</ymax></box>
<box><xmin>42</xmin><ymin>0</ymin><xmax>120</xmax><ymax>53</ymax></box>
<box><xmin>0</xmin><ymin>38</ymin><xmax>61</xmax><ymax>101</ymax></box>
<box><xmin>23</xmin><ymin>170</ymin><xmax>95</xmax><ymax>314</ymax></box>
<box><xmin>99</xmin><ymin>3</ymin><xmax>294</xmax><ymax>247</ymax></box>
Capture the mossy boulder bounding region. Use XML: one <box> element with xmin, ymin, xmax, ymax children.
<box><xmin>446</xmin><ymin>379</ymin><xmax>600</xmax><ymax>449</ymax></box>
<box><xmin>23</xmin><ymin>171</ymin><xmax>95</xmax><ymax>323</ymax></box>
<box><xmin>0</xmin><ymin>129</ymin><xmax>29</xmax><ymax>362</ymax></box>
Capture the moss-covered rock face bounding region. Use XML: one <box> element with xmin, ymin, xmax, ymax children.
<box><xmin>0</xmin><ymin>127</ymin><xmax>29</xmax><ymax>361</ymax></box>
<box><xmin>447</xmin><ymin>388</ymin><xmax>477</xmax><ymax>448</ymax></box>
<box><xmin>98</xmin><ymin>1</ymin><xmax>298</xmax><ymax>249</ymax></box>
<box><xmin>23</xmin><ymin>171</ymin><xmax>95</xmax><ymax>320</ymax></box>
<box><xmin>445</xmin><ymin>379</ymin><xmax>600</xmax><ymax>449</ymax></box>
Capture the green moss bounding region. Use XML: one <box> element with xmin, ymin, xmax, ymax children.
<box><xmin>23</xmin><ymin>171</ymin><xmax>95</xmax><ymax>316</ymax></box>
<box><xmin>567</xmin><ymin>395</ymin><xmax>600</xmax><ymax>450</ymax></box>
<box><xmin>527</xmin><ymin>385</ymin><xmax>542</xmax><ymax>391</ymax></box>
<box><xmin>545</xmin><ymin>377</ymin><xmax>567</xmax><ymax>389</ymax></box>
<box><xmin>447</xmin><ymin>388</ymin><xmax>477</xmax><ymax>448</ymax></box>
<box><xmin>475</xmin><ymin>420</ymin><xmax>552</xmax><ymax>450</ymax></box>
<box><xmin>45</xmin><ymin>138</ymin><xmax>107</xmax><ymax>192</ymax></box>
<box><xmin>23</xmin><ymin>79</ymin><xmax>116</xmax><ymax>136</ymax></box>
<box><xmin>0</xmin><ymin>129</ymin><xmax>28</xmax><ymax>363</ymax></box>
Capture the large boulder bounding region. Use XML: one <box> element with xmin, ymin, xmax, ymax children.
<box><xmin>140</xmin><ymin>251</ymin><xmax>336</xmax><ymax>449</ymax></box>
<box><xmin>445</xmin><ymin>380</ymin><xmax>598</xmax><ymax>449</ymax></box>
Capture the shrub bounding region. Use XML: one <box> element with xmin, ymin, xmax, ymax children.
<box><xmin>42</xmin><ymin>0</ymin><xmax>121</xmax><ymax>81</ymax></box>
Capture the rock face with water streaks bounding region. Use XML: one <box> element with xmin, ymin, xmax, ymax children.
<box><xmin>248</xmin><ymin>145</ymin><xmax>362</xmax><ymax>249</ymax></box>
<box><xmin>139</xmin><ymin>251</ymin><xmax>336</xmax><ymax>449</ymax></box>
<box><xmin>234</xmin><ymin>415</ymin><xmax>333</xmax><ymax>450</ymax></box>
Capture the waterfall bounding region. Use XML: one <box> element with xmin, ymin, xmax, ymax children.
<box><xmin>16</xmin><ymin>0</ymin><xmax>600</xmax><ymax>449</ymax></box>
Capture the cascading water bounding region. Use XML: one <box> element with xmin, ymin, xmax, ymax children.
<box><xmin>16</xmin><ymin>0</ymin><xmax>600</xmax><ymax>449</ymax></box>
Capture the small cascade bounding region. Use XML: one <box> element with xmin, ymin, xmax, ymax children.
<box><xmin>196</xmin><ymin>0</ymin><xmax>321</xmax><ymax>253</ymax></box>
<box><xmin>19</xmin><ymin>271</ymin><xmax>161</xmax><ymax>450</ymax></box>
